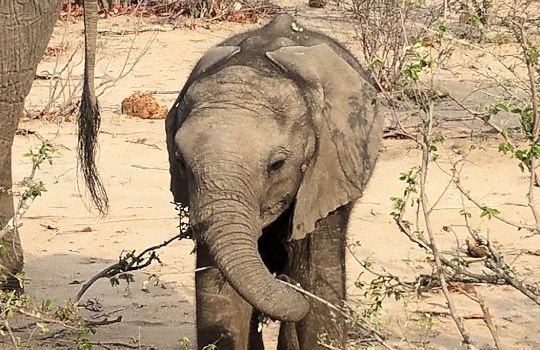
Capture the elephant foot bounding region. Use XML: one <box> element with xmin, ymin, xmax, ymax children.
<box><xmin>0</xmin><ymin>229</ymin><xmax>24</xmax><ymax>292</ymax></box>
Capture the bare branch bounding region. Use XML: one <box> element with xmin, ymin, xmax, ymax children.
<box><xmin>419</xmin><ymin>143</ymin><xmax>474</xmax><ymax>347</ymax></box>
<box><xmin>457</xmin><ymin>287</ymin><xmax>504</xmax><ymax>350</ymax></box>
<box><xmin>485</xmin><ymin>240</ymin><xmax>540</xmax><ymax>305</ymax></box>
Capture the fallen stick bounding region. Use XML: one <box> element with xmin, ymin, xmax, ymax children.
<box><xmin>413</xmin><ymin>310</ymin><xmax>484</xmax><ymax>319</ymax></box>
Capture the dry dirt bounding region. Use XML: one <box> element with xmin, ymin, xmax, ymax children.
<box><xmin>3</xmin><ymin>2</ymin><xmax>540</xmax><ymax>349</ymax></box>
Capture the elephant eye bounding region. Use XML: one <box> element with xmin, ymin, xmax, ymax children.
<box><xmin>268</xmin><ymin>159</ymin><xmax>286</xmax><ymax>173</ymax></box>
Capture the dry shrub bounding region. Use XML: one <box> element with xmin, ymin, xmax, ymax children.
<box><xmin>61</xmin><ymin>0</ymin><xmax>275</xmax><ymax>22</ymax></box>
<box><xmin>351</xmin><ymin>0</ymin><xmax>445</xmax><ymax>90</ymax></box>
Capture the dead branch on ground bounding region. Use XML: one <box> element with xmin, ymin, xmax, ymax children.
<box><xmin>75</xmin><ymin>220</ymin><xmax>190</xmax><ymax>301</ymax></box>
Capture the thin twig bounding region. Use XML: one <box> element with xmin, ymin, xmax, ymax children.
<box><xmin>454</xmin><ymin>173</ymin><xmax>535</xmax><ymax>232</ymax></box>
<box><xmin>75</xmin><ymin>265</ymin><xmax>119</xmax><ymax>302</ymax></box>
<box><xmin>96</xmin><ymin>28</ymin><xmax>157</xmax><ymax>98</ymax></box>
<box><xmin>485</xmin><ymin>240</ymin><xmax>540</xmax><ymax>305</ymax></box>
<box><xmin>4</xmin><ymin>320</ymin><xmax>19</xmax><ymax>350</ymax></box>
<box><xmin>15</xmin><ymin>308</ymin><xmax>80</xmax><ymax>331</ymax></box>
<box><xmin>347</xmin><ymin>245</ymin><xmax>416</xmax><ymax>291</ymax></box>
<box><xmin>90</xmin><ymin>307</ymin><xmax>125</xmax><ymax>320</ymax></box>
<box><xmin>0</xmin><ymin>138</ymin><xmax>55</xmax><ymax>241</ymax></box>
<box><xmin>276</xmin><ymin>278</ymin><xmax>395</xmax><ymax>350</ymax></box>
<box><xmin>413</xmin><ymin>309</ymin><xmax>484</xmax><ymax>319</ymax></box>
<box><xmin>459</xmin><ymin>192</ymin><xmax>540</xmax><ymax>305</ymax></box>
<box><xmin>419</xmin><ymin>142</ymin><xmax>474</xmax><ymax>348</ymax></box>
<box><xmin>394</xmin><ymin>197</ymin><xmax>505</xmax><ymax>286</ymax></box>
<box><xmin>89</xmin><ymin>340</ymin><xmax>142</xmax><ymax>349</ymax></box>
<box><xmin>517</xmin><ymin>20</ymin><xmax>540</xmax><ymax>233</ymax></box>
<box><xmin>85</xmin><ymin>316</ymin><xmax>123</xmax><ymax>326</ymax></box>
<box><xmin>75</xmin><ymin>232</ymin><xmax>184</xmax><ymax>301</ymax></box>
<box><xmin>457</xmin><ymin>287</ymin><xmax>503</xmax><ymax>350</ymax></box>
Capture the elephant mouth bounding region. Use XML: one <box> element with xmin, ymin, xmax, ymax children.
<box><xmin>260</xmin><ymin>197</ymin><xmax>291</xmax><ymax>227</ymax></box>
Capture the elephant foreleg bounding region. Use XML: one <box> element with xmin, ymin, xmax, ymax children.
<box><xmin>0</xmin><ymin>109</ymin><xmax>24</xmax><ymax>290</ymax></box>
<box><xmin>196</xmin><ymin>243</ymin><xmax>263</xmax><ymax>350</ymax></box>
<box><xmin>278</xmin><ymin>204</ymin><xmax>351</xmax><ymax>350</ymax></box>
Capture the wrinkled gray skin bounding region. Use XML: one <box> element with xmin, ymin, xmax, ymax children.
<box><xmin>167</xmin><ymin>14</ymin><xmax>384</xmax><ymax>350</ymax></box>
<box><xmin>0</xmin><ymin>1</ymin><xmax>101</xmax><ymax>289</ymax></box>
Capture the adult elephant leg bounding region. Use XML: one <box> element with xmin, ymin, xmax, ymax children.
<box><xmin>196</xmin><ymin>243</ymin><xmax>260</xmax><ymax>350</ymax></box>
<box><xmin>0</xmin><ymin>101</ymin><xmax>24</xmax><ymax>289</ymax></box>
<box><xmin>277</xmin><ymin>204</ymin><xmax>352</xmax><ymax>350</ymax></box>
<box><xmin>0</xmin><ymin>0</ymin><xmax>64</xmax><ymax>289</ymax></box>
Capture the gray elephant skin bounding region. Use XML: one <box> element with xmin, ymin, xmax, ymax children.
<box><xmin>166</xmin><ymin>14</ymin><xmax>384</xmax><ymax>350</ymax></box>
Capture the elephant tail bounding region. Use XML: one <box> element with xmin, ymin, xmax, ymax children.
<box><xmin>78</xmin><ymin>0</ymin><xmax>109</xmax><ymax>215</ymax></box>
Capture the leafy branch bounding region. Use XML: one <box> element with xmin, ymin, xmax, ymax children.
<box><xmin>75</xmin><ymin>204</ymin><xmax>191</xmax><ymax>301</ymax></box>
<box><xmin>0</xmin><ymin>139</ymin><xmax>55</xmax><ymax>243</ymax></box>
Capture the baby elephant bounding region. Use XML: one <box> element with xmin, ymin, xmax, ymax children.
<box><xmin>166</xmin><ymin>14</ymin><xmax>383</xmax><ymax>350</ymax></box>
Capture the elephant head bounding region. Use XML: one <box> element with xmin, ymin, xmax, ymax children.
<box><xmin>166</xmin><ymin>14</ymin><xmax>383</xmax><ymax>322</ymax></box>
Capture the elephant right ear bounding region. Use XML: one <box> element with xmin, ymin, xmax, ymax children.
<box><xmin>165</xmin><ymin>98</ymin><xmax>189</xmax><ymax>206</ymax></box>
<box><xmin>166</xmin><ymin>45</ymin><xmax>240</xmax><ymax>206</ymax></box>
<box><xmin>192</xmin><ymin>45</ymin><xmax>240</xmax><ymax>77</ymax></box>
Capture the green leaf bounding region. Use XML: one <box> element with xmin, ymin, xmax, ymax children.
<box><xmin>527</xmin><ymin>46</ymin><xmax>539</xmax><ymax>65</ymax></box>
<box><xmin>480</xmin><ymin>206</ymin><xmax>500</xmax><ymax>219</ymax></box>
<box><xmin>498</xmin><ymin>142</ymin><xmax>514</xmax><ymax>154</ymax></box>
<box><xmin>515</xmin><ymin>149</ymin><xmax>526</xmax><ymax>159</ymax></box>
<box><xmin>459</xmin><ymin>209</ymin><xmax>472</xmax><ymax>218</ymax></box>
<box><xmin>496</xmin><ymin>101</ymin><xmax>510</xmax><ymax>112</ymax></box>
<box><xmin>36</xmin><ymin>322</ymin><xmax>50</xmax><ymax>334</ymax></box>
<box><xmin>291</xmin><ymin>22</ymin><xmax>304</xmax><ymax>32</ymax></box>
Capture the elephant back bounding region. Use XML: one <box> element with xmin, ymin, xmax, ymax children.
<box><xmin>186</xmin><ymin>14</ymin><xmax>373</xmax><ymax>86</ymax></box>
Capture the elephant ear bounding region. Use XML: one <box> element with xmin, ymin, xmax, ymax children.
<box><xmin>266</xmin><ymin>44</ymin><xmax>384</xmax><ymax>240</ymax></box>
<box><xmin>165</xmin><ymin>97</ymin><xmax>189</xmax><ymax>206</ymax></box>
<box><xmin>192</xmin><ymin>45</ymin><xmax>240</xmax><ymax>77</ymax></box>
<box><xmin>166</xmin><ymin>45</ymin><xmax>240</xmax><ymax>206</ymax></box>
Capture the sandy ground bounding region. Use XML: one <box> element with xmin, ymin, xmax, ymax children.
<box><xmin>2</xmin><ymin>2</ymin><xmax>540</xmax><ymax>349</ymax></box>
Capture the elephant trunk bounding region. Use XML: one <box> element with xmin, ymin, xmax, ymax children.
<box><xmin>194</xmin><ymin>172</ymin><xmax>310</xmax><ymax>321</ymax></box>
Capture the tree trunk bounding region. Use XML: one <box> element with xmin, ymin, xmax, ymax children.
<box><xmin>0</xmin><ymin>0</ymin><xmax>64</xmax><ymax>289</ymax></box>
